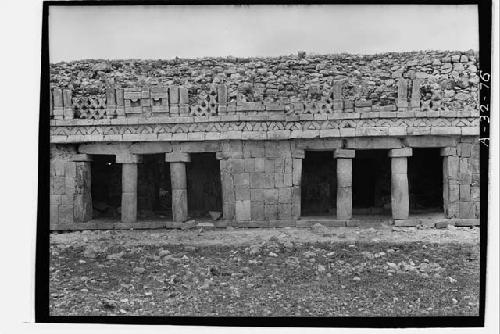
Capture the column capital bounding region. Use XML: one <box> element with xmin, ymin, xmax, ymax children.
<box><xmin>389</xmin><ymin>148</ymin><xmax>413</xmax><ymax>157</ymax></box>
<box><xmin>72</xmin><ymin>154</ymin><xmax>92</xmax><ymax>162</ymax></box>
<box><xmin>292</xmin><ymin>149</ymin><xmax>305</xmax><ymax>159</ymax></box>
<box><xmin>334</xmin><ymin>149</ymin><xmax>355</xmax><ymax>159</ymax></box>
<box><xmin>165</xmin><ymin>152</ymin><xmax>191</xmax><ymax>163</ymax></box>
<box><xmin>440</xmin><ymin>147</ymin><xmax>457</xmax><ymax>156</ymax></box>
<box><xmin>116</xmin><ymin>153</ymin><xmax>142</xmax><ymax>164</ymax></box>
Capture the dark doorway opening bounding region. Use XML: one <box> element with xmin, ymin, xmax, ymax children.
<box><xmin>301</xmin><ymin>151</ymin><xmax>337</xmax><ymax>216</ymax></box>
<box><xmin>137</xmin><ymin>154</ymin><xmax>172</xmax><ymax>220</ymax></box>
<box><xmin>408</xmin><ymin>148</ymin><xmax>443</xmax><ymax>215</ymax></box>
<box><xmin>187</xmin><ymin>152</ymin><xmax>222</xmax><ymax>218</ymax></box>
<box><xmin>352</xmin><ymin>150</ymin><xmax>391</xmax><ymax>215</ymax></box>
<box><xmin>91</xmin><ymin>155</ymin><xmax>121</xmax><ymax>219</ymax></box>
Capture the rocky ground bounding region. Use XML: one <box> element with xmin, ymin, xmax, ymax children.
<box><xmin>49</xmin><ymin>225</ymin><xmax>480</xmax><ymax>316</ymax></box>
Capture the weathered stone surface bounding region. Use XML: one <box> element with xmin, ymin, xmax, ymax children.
<box><xmin>388</xmin><ymin>148</ymin><xmax>413</xmax><ymax>157</ymax></box>
<box><xmin>391</xmin><ymin>157</ymin><xmax>409</xmax><ymax>219</ymax></box>
<box><xmin>165</xmin><ymin>152</ymin><xmax>191</xmax><ymax>163</ymax></box>
<box><xmin>346</xmin><ymin>138</ymin><xmax>403</xmax><ymax>150</ymax></box>
<box><xmin>235</xmin><ymin>200</ymin><xmax>251</xmax><ymax>221</ymax></box>
<box><xmin>170</xmin><ymin>162</ymin><xmax>188</xmax><ymax>222</ymax></box>
<box><xmin>250</xmin><ymin>173</ymin><xmax>274</xmax><ymax>189</ymax></box>
<box><xmin>334</xmin><ymin>149</ymin><xmax>355</xmax><ymax>159</ymax></box>
<box><xmin>336</xmin><ymin>158</ymin><xmax>353</xmax><ymax>219</ymax></box>
<box><xmin>121</xmin><ymin>163</ymin><xmax>138</xmax><ymax>223</ymax></box>
<box><xmin>250</xmin><ymin>201</ymin><xmax>265</xmax><ymax>221</ymax></box>
<box><xmin>171</xmin><ymin>189</ymin><xmax>188</xmax><ymax>222</ymax></box>
<box><xmin>235</xmin><ymin>186</ymin><xmax>250</xmax><ymax>201</ymax></box>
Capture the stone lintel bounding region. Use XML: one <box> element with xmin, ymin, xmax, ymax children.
<box><xmin>345</xmin><ymin>137</ymin><xmax>403</xmax><ymax>150</ymax></box>
<box><xmin>334</xmin><ymin>149</ymin><xmax>355</xmax><ymax>159</ymax></box>
<box><xmin>388</xmin><ymin>148</ymin><xmax>413</xmax><ymax>157</ymax></box>
<box><xmin>405</xmin><ymin>136</ymin><xmax>458</xmax><ymax>148</ymax></box>
<box><xmin>440</xmin><ymin>147</ymin><xmax>457</xmax><ymax>156</ymax></box>
<box><xmin>79</xmin><ymin>143</ymin><xmax>131</xmax><ymax>155</ymax></box>
<box><xmin>165</xmin><ymin>152</ymin><xmax>191</xmax><ymax>163</ymax></box>
<box><xmin>116</xmin><ymin>154</ymin><xmax>143</xmax><ymax>164</ymax></box>
<box><xmin>130</xmin><ymin>142</ymin><xmax>173</xmax><ymax>154</ymax></box>
<box><xmin>72</xmin><ymin>154</ymin><xmax>92</xmax><ymax>162</ymax></box>
<box><xmin>291</xmin><ymin>149</ymin><xmax>305</xmax><ymax>159</ymax></box>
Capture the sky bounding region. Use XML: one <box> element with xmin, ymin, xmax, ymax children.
<box><xmin>49</xmin><ymin>5</ymin><xmax>479</xmax><ymax>62</ymax></box>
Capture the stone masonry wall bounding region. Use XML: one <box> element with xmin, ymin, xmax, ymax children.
<box><xmin>50</xmin><ymin>136</ymin><xmax>480</xmax><ymax>228</ymax></box>
<box><xmin>50</xmin><ymin>144</ymin><xmax>78</xmax><ymax>227</ymax></box>
<box><xmin>218</xmin><ymin>141</ymin><xmax>301</xmax><ymax>225</ymax></box>
<box><xmin>443</xmin><ymin>138</ymin><xmax>480</xmax><ymax>219</ymax></box>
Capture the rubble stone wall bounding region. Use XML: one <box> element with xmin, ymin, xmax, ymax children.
<box><xmin>51</xmin><ymin>51</ymin><xmax>479</xmax><ymax>112</ymax></box>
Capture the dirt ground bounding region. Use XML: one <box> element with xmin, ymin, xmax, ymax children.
<box><xmin>51</xmin><ymin>224</ymin><xmax>480</xmax><ymax>248</ymax></box>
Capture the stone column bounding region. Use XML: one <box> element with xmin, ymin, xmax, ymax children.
<box><xmin>389</xmin><ymin>148</ymin><xmax>412</xmax><ymax>220</ymax></box>
<box><xmin>166</xmin><ymin>152</ymin><xmax>190</xmax><ymax>223</ymax></box>
<box><xmin>334</xmin><ymin>149</ymin><xmax>355</xmax><ymax>220</ymax></box>
<box><xmin>441</xmin><ymin>147</ymin><xmax>459</xmax><ymax>218</ymax></box>
<box><xmin>291</xmin><ymin>150</ymin><xmax>305</xmax><ymax>219</ymax></box>
<box><xmin>117</xmin><ymin>154</ymin><xmax>142</xmax><ymax>224</ymax></box>
<box><xmin>72</xmin><ymin>154</ymin><xmax>92</xmax><ymax>223</ymax></box>
<box><xmin>216</xmin><ymin>152</ymin><xmax>235</xmax><ymax>221</ymax></box>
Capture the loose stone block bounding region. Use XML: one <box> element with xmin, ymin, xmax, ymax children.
<box><xmin>235</xmin><ymin>200</ymin><xmax>251</xmax><ymax>221</ymax></box>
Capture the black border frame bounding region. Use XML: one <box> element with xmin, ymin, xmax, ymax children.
<box><xmin>36</xmin><ymin>0</ymin><xmax>492</xmax><ymax>327</ymax></box>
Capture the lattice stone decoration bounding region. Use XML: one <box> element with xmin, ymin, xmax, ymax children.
<box><xmin>53</xmin><ymin>78</ymin><xmax>471</xmax><ymax>121</ymax></box>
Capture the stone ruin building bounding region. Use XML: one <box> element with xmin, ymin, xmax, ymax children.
<box><xmin>49</xmin><ymin>51</ymin><xmax>480</xmax><ymax>230</ymax></box>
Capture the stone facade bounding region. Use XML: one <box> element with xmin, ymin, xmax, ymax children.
<box><xmin>49</xmin><ymin>52</ymin><xmax>481</xmax><ymax>230</ymax></box>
